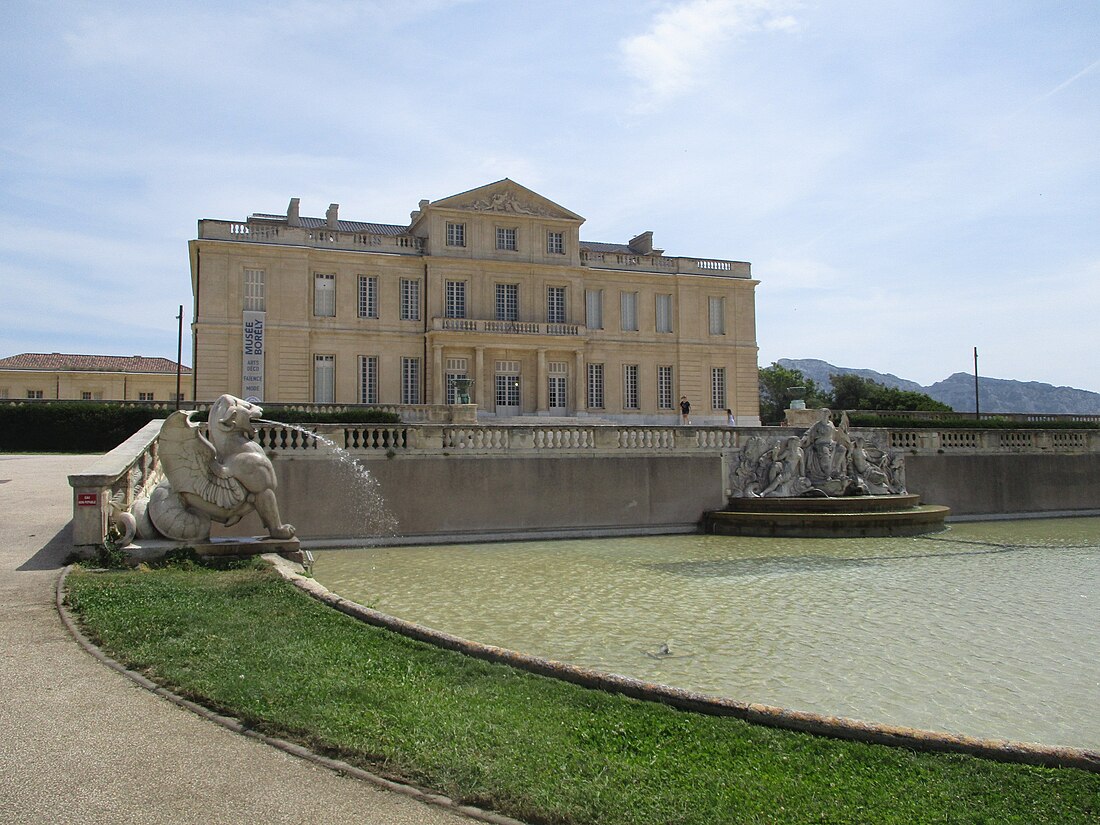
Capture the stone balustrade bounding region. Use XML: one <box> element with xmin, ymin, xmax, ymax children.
<box><xmin>68</xmin><ymin>419</ymin><xmax>164</xmax><ymax>546</ymax></box>
<box><xmin>435</xmin><ymin>317</ymin><xmax>582</xmax><ymax>336</ymax></box>
<box><xmin>579</xmin><ymin>250</ymin><xmax>752</xmax><ymax>278</ymax></box>
<box><xmin>886</xmin><ymin>428</ymin><xmax>1100</xmax><ymax>453</ymax></box>
<box><xmin>67</xmin><ymin>420</ymin><xmax>1100</xmax><ymax>547</ymax></box>
<box><xmin>200</xmin><ymin>220</ymin><xmax>424</xmax><ymax>255</ymax></box>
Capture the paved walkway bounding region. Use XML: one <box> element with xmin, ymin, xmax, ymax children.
<box><xmin>0</xmin><ymin>454</ymin><xmax>473</xmax><ymax>825</ymax></box>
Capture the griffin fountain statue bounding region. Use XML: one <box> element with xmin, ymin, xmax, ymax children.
<box><xmin>126</xmin><ymin>394</ymin><xmax>298</xmax><ymax>555</ymax></box>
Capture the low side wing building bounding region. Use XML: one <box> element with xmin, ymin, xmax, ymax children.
<box><xmin>189</xmin><ymin>179</ymin><xmax>760</xmax><ymax>424</ymax></box>
<box><xmin>0</xmin><ymin>353</ymin><xmax>190</xmax><ymax>403</ymax></box>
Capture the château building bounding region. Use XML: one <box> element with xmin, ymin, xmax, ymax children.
<box><xmin>189</xmin><ymin>179</ymin><xmax>760</xmax><ymax>424</ymax></box>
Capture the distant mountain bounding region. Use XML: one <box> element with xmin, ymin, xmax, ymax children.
<box><xmin>777</xmin><ymin>358</ymin><xmax>1100</xmax><ymax>415</ymax></box>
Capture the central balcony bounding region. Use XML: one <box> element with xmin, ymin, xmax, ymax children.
<box><xmin>432</xmin><ymin>317</ymin><xmax>583</xmax><ymax>336</ymax></box>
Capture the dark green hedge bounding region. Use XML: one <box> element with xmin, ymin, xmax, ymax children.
<box><xmin>0</xmin><ymin>403</ymin><xmax>401</xmax><ymax>453</ymax></box>
<box><xmin>255</xmin><ymin>408</ymin><xmax>401</xmax><ymax>426</ymax></box>
<box><xmin>0</xmin><ymin>403</ymin><xmax>170</xmax><ymax>453</ymax></box>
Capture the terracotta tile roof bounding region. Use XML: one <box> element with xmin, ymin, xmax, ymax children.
<box><xmin>0</xmin><ymin>353</ymin><xmax>191</xmax><ymax>374</ymax></box>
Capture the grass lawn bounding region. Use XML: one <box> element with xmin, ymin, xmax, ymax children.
<box><xmin>65</xmin><ymin>563</ymin><xmax>1100</xmax><ymax>825</ymax></box>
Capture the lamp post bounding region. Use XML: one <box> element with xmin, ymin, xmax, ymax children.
<box><xmin>176</xmin><ymin>305</ymin><xmax>184</xmax><ymax>411</ymax></box>
<box><xmin>973</xmin><ymin>347</ymin><xmax>980</xmax><ymax>422</ymax></box>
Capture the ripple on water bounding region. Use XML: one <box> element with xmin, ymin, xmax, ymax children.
<box><xmin>311</xmin><ymin>519</ymin><xmax>1100</xmax><ymax>750</ymax></box>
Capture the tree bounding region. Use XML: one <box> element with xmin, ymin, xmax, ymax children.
<box><xmin>757</xmin><ymin>363</ymin><xmax>827</xmax><ymax>424</ymax></box>
<box><xmin>828</xmin><ymin>374</ymin><xmax>952</xmax><ymax>412</ymax></box>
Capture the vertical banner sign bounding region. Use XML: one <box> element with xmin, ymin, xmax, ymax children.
<box><xmin>242</xmin><ymin>310</ymin><xmax>265</xmax><ymax>402</ymax></box>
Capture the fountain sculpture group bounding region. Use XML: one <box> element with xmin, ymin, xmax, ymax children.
<box><xmin>730</xmin><ymin>407</ymin><xmax>906</xmax><ymax>499</ymax></box>
<box><xmin>710</xmin><ymin>407</ymin><xmax>948</xmax><ymax>537</ymax></box>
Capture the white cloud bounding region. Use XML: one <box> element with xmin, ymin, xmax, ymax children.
<box><xmin>619</xmin><ymin>0</ymin><xmax>800</xmax><ymax>106</ymax></box>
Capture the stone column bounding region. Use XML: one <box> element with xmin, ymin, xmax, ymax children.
<box><xmin>475</xmin><ymin>346</ymin><xmax>486</xmax><ymax>407</ymax></box>
<box><xmin>536</xmin><ymin>348</ymin><xmax>548</xmax><ymax>414</ymax></box>
<box><xmin>433</xmin><ymin>344</ymin><xmax>444</xmax><ymax>405</ymax></box>
<box><xmin>574</xmin><ymin>350</ymin><xmax>586</xmax><ymax>412</ymax></box>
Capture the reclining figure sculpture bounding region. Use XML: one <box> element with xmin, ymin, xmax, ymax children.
<box><xmin>134</xmin><ymin>394</ymin><xmax>296</xmax><ymax>543</ymax></box>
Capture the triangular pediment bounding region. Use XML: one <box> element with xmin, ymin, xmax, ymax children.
<box><xmin>430</xmin><ymin>179</ymin><xmax>584</xmax><ymax>223</ymax></box>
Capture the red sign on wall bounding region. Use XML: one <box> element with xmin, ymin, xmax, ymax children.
<box><xmin>77</xmin><ymin>493</ymin><xmax>98</xmax><ymax>506</ymax></box>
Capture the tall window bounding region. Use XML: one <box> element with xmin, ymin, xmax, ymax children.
<box><xmin>400</xmin><ymin>278</ymin><xmax>421</xmax><ymax>321</ymax></box>
<box><xmin>314</xmin><ymin>273</ymin><xmax>335</xmax><ymax>317</ymax></box>
<box><xmin>708</xmin><ymin>296</ymin><xmax>726</xmax><ymax>335</ymax></box>
<box><xmin>548</xmin><ymin>362</ymin><xmax>567</xmax><ymax>410</ymax></box>
<box><xmin>401</xmin><ymin>357</ymin><xmax>421</xmax><ymax>404</ymax></box>
<box><xmin>244</xmin><ymin>268</ymin><xmax>265</xmax><ymax>311</ymax></box>
<box><xmin>496</xmin><ymin>227</ymin><xmax>517</xmax><ymax>251</ymax></box>
<box><xmin>547</xmin><ymin>286</ymin><xmax>566</xmax><ymax>323</ymax></box>
<box><xmin>587</xmin><ymin>363</ymin><xmax>604</xmax><ymax>409</ymax></box>
<box><xmin>496</xmin><ymin>283</ymin><xmax>518</xmax><ymax>321</ymax></box>
<box><xmin>446</xmin><ymin>358</ymin><xmax>468</xmax><ymax>404</ymax></box>
<box><xmin>711</xmin><ymin>367</ymin><xmax>727</xmax><ymax>409</ymax></box>
<box><xmin>623</xmin><ymin>364</ymin><xmax>639</xmax><ymax>409</ymax></box>
<box><xmin>620</xmin><ymin>291</ymin><xmax>638</xmax><ymax>331</ymax></box>
<box><xmin>656</xmin><ymin>293</ymin><xmax>673</xmax><ymax>333</ymax></box>
<box><xmin>446</xmin><ymin>222</ymin><xmax>466</xmax><ymax>247</ymax></box>
<box><xmin>657</xmin><ymin>365</ymin><xmax>674</xmax><ymax>409</ymax></box>
<box><xmin>358</xmin><ymin>355</ymin><xmax>378</xmax><ymax>404</ymax></box>
<box><xmin>585</xmin><ymin>289</ymin><xmax>603</xmax><ymax>329</ymax></box>
<box><xmin>445</xmin><ymin>280</ymin><xmax>466</xmax><ymax>319</ymax></box>
<box><xmin>358</xmin><ymin>275</ymin><xmax>378</xmax><ymax>319</ymax></box>
<box><xmin>547</xmin><ymin>231</ymin><xmax>564</xmax><ymax>255</ymax></box>
<box><xmin>314</xmin><ymin>354</ymin><xmax>335</xmax><ymax>403</ymax></box>
<box><xmin>495</xmin><ymin>366</ymin><xmax>521</xmax><ymax>411</ymax></box>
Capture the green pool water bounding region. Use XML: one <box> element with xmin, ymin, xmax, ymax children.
<box><xmin>311</xmin><ymin>517</ymin><xmax>1100</xmax><ymax>750</ymax></box>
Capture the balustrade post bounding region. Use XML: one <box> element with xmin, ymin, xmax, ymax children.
<box><xmin>673</xmin><ymin>427</ymin><xmax>698</xmax><ymax>450</ymax></box>
<box><xmin>71</xmin><ymin>483</ymin><xmax>110</xmax><ymax>546</ymax></box>
<box><xmin>410</xmin><ymin>425</ymin><xmax>444</xmax><ymax>452</ymax></box>
<box><xmin>593</xmin><ymin>427</ymin><xmax>619</xmax><ymax>449</ymax></box>
<box><xmin>511</xmin><ymin>427</ymin><xmax>536</xmax><ymax>451</ymax></box>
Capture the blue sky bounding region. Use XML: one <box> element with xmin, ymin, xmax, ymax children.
<box><xmin>3</xmin><ymin>1</ymin><xmax>1098</xmax><ymax>392</ymax></box>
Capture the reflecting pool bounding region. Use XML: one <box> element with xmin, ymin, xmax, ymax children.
<box><xmin>311</xmin><ymin>518</ymin><xmax>1100</xmax><ymax>750</ymax></box>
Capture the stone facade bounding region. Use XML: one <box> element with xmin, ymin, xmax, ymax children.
<box><xmin>189</xmin><ymin>179</ymin><xmax>760</xmax><ymax>424</ymax></box>
<box><xmin>0</xmin><ymin>353</ymin><xmax>190</xmax><ymax>402</ymax></box>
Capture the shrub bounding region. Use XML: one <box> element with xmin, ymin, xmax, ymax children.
<box><xmin>0</xmin><ymin>403</ymin><xmax>170</xmax><ymax>452</ymax></box>
<box><xmin>0</xmin><ymin>402</ymin><xmax>401</xmax><ymax>453</ymax></box>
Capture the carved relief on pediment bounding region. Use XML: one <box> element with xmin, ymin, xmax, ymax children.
<box><xmin>461</xmin><ymin>191</ymin><xmax>553</xmax><ymax>216</ymax></box>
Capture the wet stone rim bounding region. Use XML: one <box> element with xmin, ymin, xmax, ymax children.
<box><xmin>268</xmin><ymin>556</ymin><xmax>1100</xmax><ymax>774</ymax></box>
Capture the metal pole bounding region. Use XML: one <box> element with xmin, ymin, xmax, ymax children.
<box><xmin>176</xmin><ymin>305</ymin><xmax>184</xmax><ymax>410</ymax></box>
<box><xmin>973</xmin><ymin>346</ymin><xmax>980</xmax><ymax>422</ymax></box>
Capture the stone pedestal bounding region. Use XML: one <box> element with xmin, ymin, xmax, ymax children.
<box><xmin>783</xmin><ymin>407</ymin><xmax>821</xmax><ymax>427</ymax></box>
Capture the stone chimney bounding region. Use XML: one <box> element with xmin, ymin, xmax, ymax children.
<box><xmin>287</xmin><ymin>198</ymin><xmax>301</xmax><ymax>227</ymax></box>
<box><xmin>628</xmin><ymin>231</ymin><xmax>654</xmax><ymax>255</ymax></box>
<box><xmin>326</xmin><ymin>203</ymin><xmax>339</xmax><ymax>228</ymax></box>
<box><xmin>410</xmin><ymin>199</ymin><xmax>431</xmax><ymax>224</ymax></box>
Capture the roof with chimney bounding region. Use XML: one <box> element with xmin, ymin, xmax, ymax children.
<box><xmin>0</xmin><ymin>353</ymin><xmax>191</xmax><ymax>373</ymax></box>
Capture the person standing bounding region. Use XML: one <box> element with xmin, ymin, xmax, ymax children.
<box><xmin>679</xmin><ymin>396</ymin><xmax>691</xmax><ymax>424</ymax></box>
<box><xmin>726</xmin><ymin>408</ymin><xmax>736</xmax><ymax>427</ymax></box>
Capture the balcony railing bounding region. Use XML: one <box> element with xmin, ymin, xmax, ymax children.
<box><xmin>434</xmin><ymin>317</ymin><xmax>582</xmax><ymax>336</ymax></box>
<box><xmin>199</xmin><ymin>220</ymin><xmax>424</xmax><ymax>255</ymax></box>
<box><xmin>580</xmin><ymin>251</ymin><xmax>751</xmax><ymax>278</ymax></box>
